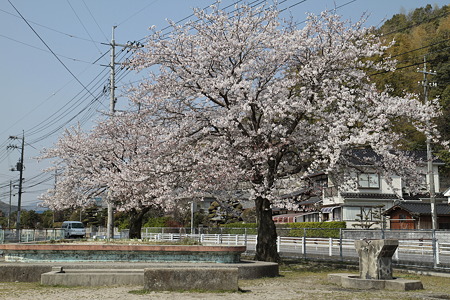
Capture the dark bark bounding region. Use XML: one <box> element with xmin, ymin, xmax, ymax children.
<box><xmin>254</xmin><ymin>196</ymin><xmax>281</xmax><ymax>262</ymax></box>
<box><xmin>128</xmin><ymin>207</ymin><xmax>150</xmax><ymax>239</ymax></box>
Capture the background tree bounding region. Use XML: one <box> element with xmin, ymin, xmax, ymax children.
<box><xmin>129</xmin><ymin>4</ymin><xmax>441</xmax><ymax>261</ymax></box>
<box><xmin>40</xmin><ymin>112</ymin><xmax>180</xmax><ymax>238</ymax></box>
<box><xmin>20</xmin><ymin>210</ymin><xmax>41</xmax><ymax>229</ymax></box>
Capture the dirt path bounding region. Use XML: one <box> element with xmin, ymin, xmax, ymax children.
<box><xmin>1</xmin><ymin>266</ymin><xmax>450</xmax><ymax>300</ymax></box>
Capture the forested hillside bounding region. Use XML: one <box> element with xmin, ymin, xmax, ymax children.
<box><xmin>373</xmin><ymin>4</ymin><xmax>450</xmax><ymax>178</ymax></box>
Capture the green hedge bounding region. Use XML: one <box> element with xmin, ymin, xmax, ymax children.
<box><xmin>285</xmin><ymin>221</ymin><xmax>346</xmax><ymax>238</ymax></box>
<box><xmin>220</xmin><ymin>221</ymin><xmax>345</xmax><ymax>238</ymax></box>
<box><xmin>220</xmin><ymin>223</ymin><xmax>257</xmax><ymax>234</ymax></box>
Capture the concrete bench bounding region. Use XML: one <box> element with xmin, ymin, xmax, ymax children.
<box><xmin>144</xmin><ymin>267</ymin><xmax>239</xmax><ymax>291</ymax></box>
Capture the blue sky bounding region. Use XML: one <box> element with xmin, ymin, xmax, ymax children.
<box><xmin>0</xmin><ymin>0</ymin><xmax>448</xmax><ymax>210</ymax></box>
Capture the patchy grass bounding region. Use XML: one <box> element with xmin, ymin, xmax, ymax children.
<box><xmin>128</xmin><ymin>289</ymin><xmax>152</xmax><ymax>295</ymax></box>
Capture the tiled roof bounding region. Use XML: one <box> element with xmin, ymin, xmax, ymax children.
<box><xmin>346</xmin><ymin>149</ymin><xmax>444</xmax><ymax>166</ymax></box>
<box><xmin>384</xmin><ymin>202</ymin><xmax>450</xmax><ymax>216</ymax></box>
<box><xmin>341</xmin><ymin>193</ymin><xmax>445</xmax><ymax>201</ymax></box>
<box><xmin>299</xmin><ymin>197</ymin><xmax>321</xmax><ymax>205</ymax></box>
<box><xmin>341</xmin><ymin>193</ymin><xmax>398</xmax><ymax>200</ymax></box>
<box><xmin>280</xmin><ymin>189</ymin><xmax>307</xmax><ymax>199</ymax></box>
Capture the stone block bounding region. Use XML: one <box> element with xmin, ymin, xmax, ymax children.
<box><xmin>0</xmin><ymin>265</ymin><xmax>52</xmax><ymax>282</ymax></box>
<box><xmin>384</xmin><ymin>278</ymin><xmax>424</xmax><ymax>291</ymax></box>
<box><xmin>144</xmin><ymin>267</ymin><xmax>239</xmax><ymax>291</ymax></box>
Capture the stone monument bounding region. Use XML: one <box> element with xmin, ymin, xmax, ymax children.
<box><xmin>354</xmin><ymin>239</ymin><xmax>398</xmax><ymax>280</ymax></box>
<box><xmin>328</xmin><ymin>239</ymin><xmax>423</xmax><ymax>291</ymax></box>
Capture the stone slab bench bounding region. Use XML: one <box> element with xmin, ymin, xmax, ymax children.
<box><xmin>144</xmin><ymin>267</ymin><xmax>239</xmax><ymax>291</ymax></box>
<box><xmin>34</xmin><ymin>260</ymin><xmax>278</xmax><ymax>287</ymax></box>
<box><xmin>328</xmin><ymin>273</ymin><xmax>424</xmax><ymax>291</ymax></box>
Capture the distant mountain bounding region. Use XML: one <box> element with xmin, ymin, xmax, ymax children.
<box><xmin>23</xmin><ymin>204</ymin><xmax>48</xmax><ymax>213</ymax></box>
<box><xmin>0</xmin><ymin>201</ymin><xmax>17</xmax><ymax>215</ymax></box>
<box><xmin>0</xmin><ymin>201</ymin><xmax>48</xmax><ymax>214</ymax></box>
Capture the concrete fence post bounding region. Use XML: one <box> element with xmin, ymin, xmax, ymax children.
<box><xmin>436</xmin><ymin>240</ymin><xmax>440</xmax><ymax>265</ymax></box>
<box><xmin>329</xmin><ymin>238</ymin><xmax>333</xmax><ymax>256</ymax></box>
<box><xmin>301</xmin><ymin>236</ymin><xmax>306</xmax><ymax>256</ymax></box>
<box><xmin>303</xmin><ymin>228</ymin><xmax>307</xmax><ymax>257</ymax></box>
<box><xmin>277</xmin><ymin>236</ymin><xmax>281</xmax><ymax>253</ymax></box>
<box><xmin>244</xmin><ymin>228</ymin><xmax>248</xmax><ymax>249</ymax></box>
<box><xmin>432</xmin><ymin>230</ymin><xmax>437</xmax><ymax>268</ymax></box>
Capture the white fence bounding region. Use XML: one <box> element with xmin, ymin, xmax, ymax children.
<box><xmin>142</xmin><ymin>228</ymin><xmax>450</xmax><ymax>269</ymax></box>
<box><xmin>3</xmin><ymin>227</ymin><xmax>450</xmax><ymax>270</ymax></box>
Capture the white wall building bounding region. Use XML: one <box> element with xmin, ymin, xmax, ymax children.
<box><xmin>320</xmin><ymin>150</ymin><xmax>445</xmax><ymax>228</ymax></box>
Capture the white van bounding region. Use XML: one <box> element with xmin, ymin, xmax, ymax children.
<box><xmin>62</xmin><ymin>221</ymin><xmax>86</xmax><ymax>238</ymax></box>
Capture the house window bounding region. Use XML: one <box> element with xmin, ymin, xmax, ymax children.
<box><xmin>358</xmin><ymin>173</ymin><xmax>380</xmax><ymax>189</ymax></box>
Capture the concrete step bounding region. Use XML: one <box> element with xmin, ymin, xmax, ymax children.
<box><xmin>42</xmin><ymin>267</ymin><xmax>144</xmax><ymax>286</ymax></box>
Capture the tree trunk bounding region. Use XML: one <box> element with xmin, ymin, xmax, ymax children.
<box><xmin>128</xmin><ymin>207</ymin><xmax>149</xmax><ymax>239</ymax></box>
<box><xmin>254</xmin><ymin>196</ymin><xmax>280</xmax><ymax>262</ymax></box>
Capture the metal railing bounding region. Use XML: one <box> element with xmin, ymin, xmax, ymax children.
<box><xmin>0</xmin><ymin>228</ymin><xmax>65</xmax><ymax>243</ymax></box>
<box><xmin>3</xmin><ymin>227</ymin><xmax>450</xmax><ymax>270</ymax></box>
<box><xmin>142</xmin><ymin>227</ymin><xmax>450</xmax><ymax>270</ymax></box>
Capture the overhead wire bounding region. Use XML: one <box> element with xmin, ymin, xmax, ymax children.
<box><xmin>382</xmin><ymin>9</ymin><xmax>450</xmax><ymax>37</ymax></box>
<box><xmin>0</xmin><ymin>7</ymin><xmax>104</xmax><ymax>44</ymax></box>
<box><xmin>7</xmin><ymin>0</ymin><xmax>101</xmax><ymax>107</ymax></box>
<box><xmin>116</xmin><ymin>0</ymin><xmax>160</xmax><ymax>27</ymax></box>
<box><xmin>0</xmin><ymin>34</ymin><xmax>103</xmax><ymax>65</ymax></box>
<box><xmin>81</xmin><ymin>0</ymin><xmax>109</xmax><ymax>42</ymax></box>
<box><xmin>66</xmin><ymin>0</ymin><xmax>105</xmax><ymax>57</ymax></box>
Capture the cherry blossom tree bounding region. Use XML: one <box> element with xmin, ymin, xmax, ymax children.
<box><xmin>128</xmin><ymin>3</ymin><xmax>441</xmax><ymax>262</ymax></box>
<box><xmin>40</xmin><ymin>111</ymin><xmax>181</xmax><ymax>238</ymax></box>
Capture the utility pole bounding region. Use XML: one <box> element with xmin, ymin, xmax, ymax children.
<box><xmin>7</xmin><ymin>131</ymin><xmax>25</xmax><ymax>239</ymax></box>
<box><xmin>418</xmin><ymin>56</ymin><xmax>437</xmax><ymax>230</ymax></box>
<box><xmin>191</xmin><ymin>201</ymin><xmax>195</xmax><ymax>235</ymax></box>
<box><xmin>106</xmin><ymin>26</ymin><xmax>142</xmax><ymax>239</ymax></box>
<box><xmin>8</xmin><ymin>181</ymin><xmax>12</xmax><ymax>228</ymax></box>
<box><xmin>106</xmin><ymin>26</ymin><xmax>117</xmax><ymax>240</ymax></box>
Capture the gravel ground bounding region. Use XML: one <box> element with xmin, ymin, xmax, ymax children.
<box><xmin>1</xmin><ymin>263</ymin><xmax>450</xmax><ymax>300</ymax></box>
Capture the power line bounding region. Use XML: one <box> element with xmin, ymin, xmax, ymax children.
<box><xmin>117</xmin><ymin>0</ymin><xmax>160</xmax><ymax>27</ymax></box>
<box><xmin>66</xmin><ymin>0</ymin><xmax>105</xmax><ymax>57</ymax></box>
<box><xmin>8</xmin><ymin>0</ymin><xmax>99</xmax><ymax>104</ymax></box>
<box><xmin>0</xmin><ymin>7</ymin><xmax>104</xmax><ymax>44</ymax></box>
<box><xmin>81</xmin><ymin>0</ymin><xmax>109</xmax><ymax>42</ymax></box>
<box><xmin>382</xmin><ymin>9</ymin><xmax>450</xmax><ymax>37</ymax></box>
<box><xmin>0</xmin><ymin>34</ymin><xmax>104</xmax><ymax>65</ymax></box>
<box><xmin>391</xmin><ymin>37</ymin><xmax>450</xmax><ymax>59</ymax></box>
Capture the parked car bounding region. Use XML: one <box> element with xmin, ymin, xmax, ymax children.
<box><xmin>62</xmin><ymin>221</ymin><xmax>86</xmax><ymax>238</ymax></box>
